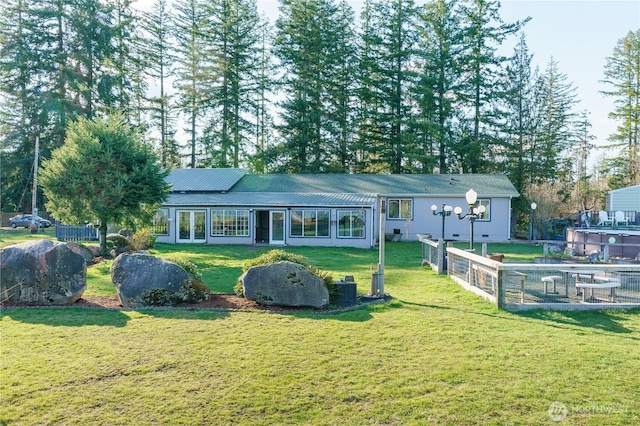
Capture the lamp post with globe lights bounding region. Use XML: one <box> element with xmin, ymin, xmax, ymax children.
<box><xmin>454</xmin><ymin>189</ymin><xmax>486</xmax><ymax>251</ymax></box>
<box><xmin>530</xmin><ymin>202</ymin><xmax>537</xmax><ymax>240</ymax></box>
<box><xmin>431</xmin><ymin>204</ymin><xmax>453</xmax><ymax>240</ymax></box>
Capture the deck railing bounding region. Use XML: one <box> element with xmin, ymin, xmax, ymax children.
<box><xmin>446</xmin><ymin>247</ymin><xmax>640</xmax><ymax>311</ymax></box>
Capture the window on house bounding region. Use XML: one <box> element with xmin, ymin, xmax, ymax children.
<box><xmin>211</xmin><ymin>209</ymin><xmax>250</xmax><ymax>236</ymax></box>
<box><xmin>290</xmin><ymin>210</ymin><xmax>330</xmax><ymax>237</ymax></box>
<box><xmin>338</xmin><ymin>210</ymin><xmax>366</xmax><ymax>238</ymax></box>
<box><xmin>477</xmin><ymin>199</ymin><xmax>491</xmax><ymax>221</ymax></box>
<box><xmin>387</xmin><ymin>199</ymin><xmax>412</xmax><ymax>220</ymax></box>
<box><xmin>153</xmin><ymin>208</ymin><xmax>169</xmax><ymax>235</ymax></box>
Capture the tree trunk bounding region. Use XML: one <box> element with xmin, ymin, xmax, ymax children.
<box><xmin>99</xmin><ymin>221</ymin><xmax>108</xmax><ymax>255</ymax></box>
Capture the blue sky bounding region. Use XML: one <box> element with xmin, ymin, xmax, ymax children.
<box><xmin>498</xmin><ymin>1</ymin><xmax>640</xmax><ymax>159</ymax></box>
<box><xmin>135</xmin><ymin>0</ymin><xmax>640</xmax><ymax>166</ymax></box>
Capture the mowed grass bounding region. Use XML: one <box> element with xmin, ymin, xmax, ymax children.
<box><xmin>2</xmin><ymin>232</ymin><xmax>640</xmax><ymax>424</ymax></box>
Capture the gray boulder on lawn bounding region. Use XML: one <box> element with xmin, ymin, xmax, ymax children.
<box><xmin>66</xmin><ymin>241</ymin><xmax>95</xmax><ymax>264</ymax></box>
<box><xmin>0</xmin><ymin>239</ymin><xmax>86</xmax><ymax>304</ymax></box>
<box><xmin>240</xmin><ymin>261</ymin><xmax>329</xmax><ymax>309</ymax></box>
<box><xmin>111</xmin><ymin>252</ymin><xmax>209</xmax><ymax>308</ymax></box>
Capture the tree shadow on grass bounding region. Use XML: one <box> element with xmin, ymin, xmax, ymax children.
<box><xmin>135</xmin><ymin>308</ymin><xmax>230</xmax><ymax>321</ymax></box>
<box><xmin>517</xmin><ymin>309</ymin><xmax>639</xmax><ymax>336</ymax></box>
<box><xmin>1</xmin><ymin>307</ymin><xmax>131</xmax><ymax>327</ymax></box>
<box><xmin>397</xmin><ymin>298</ymin><xmax>640</xmax><ymax>338</ymax></box>
<box><xmin>281</xmin><ymin>297</ymin><xmax>403</xmax><ymax>322</ymax></box>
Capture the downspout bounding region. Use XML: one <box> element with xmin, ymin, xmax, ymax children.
<box><xmin>370</xmin><ymin>198</ymin><xmax>376</xmax><ymax>249</ymax></box>
<box><xmin>508</xmin><ymin>195</ymin><xmax>513</xmax><ymax>240</ymax></box>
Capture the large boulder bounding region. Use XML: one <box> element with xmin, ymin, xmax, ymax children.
<box><xmin>111</xmin><ymin>252</ymin><xmax>209</xmax><ymax>308</ymax></box>
<box><xmin>66</xmin><ymin>241</ymin><xmax>94</xmax><ymax>264</ymax></box>
<box><xmin>240</xmin><ymin>261</ymin><xmax>329</xmax><ymax>309</ymax></box>
<box><xmin>0</xmin><ymin>239</ymin><xmax>86</xmax><ymax>304</ymax></box>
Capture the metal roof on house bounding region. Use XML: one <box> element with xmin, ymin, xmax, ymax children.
<box><xmin>166</xmin><ymin>168</ymin><xmax>248</xmax><ymax>192</ymax></box>
<box><xmin>231</xmin><ymin>173</ymin><xmax>519</xmax><ymax>197</ymax></box>
<box><xmin>165</xmin><ymin>192</ymin><xmax>377</xmax><ymax>207</ymax></box>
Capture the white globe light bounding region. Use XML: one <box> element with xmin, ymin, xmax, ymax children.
<box><xmin>465</xmin><ymin>189</ymin><xmax>478</xmax><ymax>205</ymax></box>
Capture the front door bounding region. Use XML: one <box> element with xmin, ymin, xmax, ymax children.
<box><xmin>177</xmin><ymin>210</ymin><xmax>207</xmax><ymax>243</ymax></box>
<box><xmin>269</xmin><ymin>210</ymin><xmax>285</xmax><ymax>245</ymax></box>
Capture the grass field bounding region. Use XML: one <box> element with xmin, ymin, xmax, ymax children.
<box><xmin>1</xmin><ymin>228</ymin><xmax>639</xmax><ymax>424</ymax></box>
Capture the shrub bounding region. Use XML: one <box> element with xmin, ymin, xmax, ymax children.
<box><xmin>106</xmin><ymin>234</ymin><xmax>130</xmax><ymax>251</ymax></box>
<box><xmin>242</xmin><ymin>249</ymin><xmax>308</xmax><ymax>271</ymax></box>
<box><xmin>131</xmin><ymin>228</ymin><xmax>156</xmax><ymax>251</ymax></box>
<box><xmin>166</xmin><ymin>257</ymin><xmax>203</xmax><ymax>283</ymax></box>
<box><xmin>139</xmin><ymin>280</ymin><xmax>209</xmax><ymax>306</ymax></box>
<box><xmin>177</xmin><ymin>280</ymin><xmax>210</xmax><ymax>304</ymax></box>
<box><xmin>309</xmin><ymin>267</ymin><xmax>338</xmax><ymax>306</ymax></box>
<box><xmin>234</xmin><ymin>282</ymin><xmax>244</xmax><ymax>297</ymax></box>
<box><xmin>140</xmin><ymin>288</ymin><xmax>177</xmax><ymax>306</ymax></box>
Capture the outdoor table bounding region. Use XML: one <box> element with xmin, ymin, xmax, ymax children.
<box><xmin>575</xmin><ymin>281</ymin><xmax>621</xmax><ymax>303</ymax></box>
<box><xmin>507</xmin><ymin>271</ymin><xmax>527</xmax><ymax>303</ymax></box>
<box><xmin>559</xmin><ymin>269</ymin><xmax>605</xmax><ymax>296</ymax></box>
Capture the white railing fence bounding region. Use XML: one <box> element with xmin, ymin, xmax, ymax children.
<box><xmin>446</xmin><ymin>247</ymin><xmax>640</xmax><ymax>311</ymax></box>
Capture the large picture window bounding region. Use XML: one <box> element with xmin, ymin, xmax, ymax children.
<box><xmin>477</xmin><ymin>199</ymin><xmax>491</xmax><ymax>221</ymax></box>
<box><xmin>153</xmin><ymin>208</ymin><xmax>169</xmax><ymax>236</ymax></box>
<box><xmin>212</xmin><ymin>209</ymin><xmax>250</xmax><ymax>236</ymax></box>
<box><xmin>290</xmin><ymin>210</ymin><xmax>330</xmax><ymax>237</ymax></box>
<box><xmin>338</xmin><ymin>210</ymin><xmax>366</xmax><ymax>238</ymax></box>
<box><xmin>387</xmin><ymin>199</ymin><xmax>412</xmax><ymax>220</ymax></box>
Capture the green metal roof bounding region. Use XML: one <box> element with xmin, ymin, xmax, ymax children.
<box><xmin>167</xmin><ymin>168</ymin><xmax>248</xmax><ymax>192</ymax></box>
<box><xmin>166</xmin><ymin>192</ymin><xmax>377</xmax><ymax>207</ymax></box>
<box><xmin>165</xmin><ymin>169</ymin><xmax>519</xmax><ymax>198</ymax></box>
<box><xmin>232</xmin><ymin>173</ymin><xmax>519</xmax><ymax>197</ymax></box>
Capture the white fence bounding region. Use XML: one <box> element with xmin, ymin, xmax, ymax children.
<box><xmin>446</xmin><ymin>248</ymin><xmax>640</xmax><ymax>311</ymax></box>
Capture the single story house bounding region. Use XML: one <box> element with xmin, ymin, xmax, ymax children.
<box><xmin>153</xmin><ymin>169</ymin><xmax>519</xmax><ymax>248</ymax></box>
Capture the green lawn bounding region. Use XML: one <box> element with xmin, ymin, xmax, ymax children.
<box><xmin>1</xmin><ymin>231</ymin><xmax>639</xmax><ymax>424</ymax></box>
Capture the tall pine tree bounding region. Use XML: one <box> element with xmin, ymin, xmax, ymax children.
<box><xmin>600</xmin><ymin>29</ymin><xmax>640</xmax><ymax>187</ymax></box>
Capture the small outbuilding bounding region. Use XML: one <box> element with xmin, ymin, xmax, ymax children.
<box><xmin>606</xmin><ymin>184</ymin><xmax>640</xmax><ymax>212</ymax></box>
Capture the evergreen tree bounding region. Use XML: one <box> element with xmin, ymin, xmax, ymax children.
<box><xmin>353</xmin><ymin>0</ymin><xmax>386</xmax><ymax>172</ymax></box>
<box><xmin>201</xmin><ymin>0</ymin><xmax>263</xmax><ymax>168</ymax></box>
<box><xmin>531</xmin><ymin>57</ymin><xmax>579</xmax><ymax>184</ymax></box>
<box><xmin>503</xmin><ymin>33</ymin><xmax>536</xmax><ymax>190</ymax></box>
<box><xmin>272</xmin><ymin>0</ymin><xmax>353</xmax><ymax>173</ymax></box>
<box><xmin>39</xmin><ymin>112</ymin><xmax>170</xmax><ymax>254</ymax></box>
<box><xmin>414</xmin><ymin>0</ymin><xmax>464</xmax><ymax>173</ymax></box>
<box><xmin>173</xmin><ymin>0</ymin><xmax>211</xmax><ymax>168</ymax></box>
<box><xmin>324</xmin><ymin>0</ymin><xmax>358</xmax><ymax>172</ymax></box>
<box><xmin>355</xmin><ymin>0</ymin><xmax>419</xmax><ymax>173</ymax></box>
<box><xmin>502</xmin><ymin>32</ymin><xmax>537</xmax><ymax>229</ymax></box>
<box><xmin>249</xmin><ymin>22</ymin><xmax>276</xmax><ymax>173</ymax></box>
<box><xmin>141</xmin><ymin>0</ymin><xmax>180</xmax><ymax>167</ymax></box>
<box><xmin>600</xmin><ymin>29</ymin><xmax>640</xmax><ymax>187</ymax></box>
<box><xmin>456</xmin><ymin>0</ymin><xmax>526</xmax><ymax>173</ymax></box>
<box><xmin>1</xmin><ymin>0</ymin><xmax>41</xmax><ymax>211</ymax></box>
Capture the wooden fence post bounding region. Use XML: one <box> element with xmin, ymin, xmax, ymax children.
<box><xmin>496</xmin><ymin>270</ymin><xmax>506</xmax><ymax>309</ymax></box>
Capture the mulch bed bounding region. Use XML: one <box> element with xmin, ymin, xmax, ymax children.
<box><xmin>2</xmin><ymin>293</ymin><xmax>389</xmax><ymax>313</ymax></box>
<box><xmin>1</xmin><ymin>294</ymin><xmax>304</xmax><ymax>312</ymax></box>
